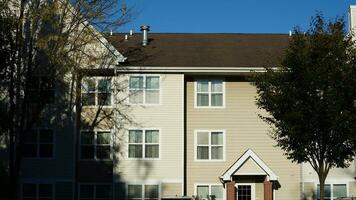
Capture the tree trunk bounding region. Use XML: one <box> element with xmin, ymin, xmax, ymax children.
<box><xmin>318</xmin><ymin>172</ymin><xmax>327</xmax><ymax>200</ymax></box>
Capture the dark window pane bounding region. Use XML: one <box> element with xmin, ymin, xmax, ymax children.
<box><xmin>39</xmin><ymin>144</ymin><xmax>53</xmax><ymax>158</ymax></box>
<box><xmin>197</xmin><ymin>146</ymin><xmax>209</xmax><ymax>159</ymax></box>
<box><xmin>23</xmin><ymin>184</ymin><xmax>36</xmax><ymax>196</ymax></box>
<box><xmin>145</xmin><ymin>185</ymin><xmax>159</xmax><ymax>198</ymax></box>
<box><xmin>96</xmin><ymin>146</ymin><xmax>111</xmax><ymax>160</ymax></box>
<box><xmin>129</xmin><ymin>130</ymin><xmax>143</xmax><ymax>143</ymax></box>
<box><xmin>98</xmin><ymin>79</ymin><xmax>111</xmax><ymax>92</ymax></box>
<box><xmin>98</xmin><ymin>93</ymin><xmax>111</xmax><ymax>105</ymax></box>
<box><xmin>25</xmin><ymin>130</ymin><xmax>37</xmax><ymax>143</ymax></box>
<box><xmin>23</xmin><ymin>144</ymin><xmax>37</xmax><ymax>157</ymax></box>
<box><xmin>128</xmin><ymin>145</ymin><xmax>142</xmax><ymax>158</ymax></box>
<box><xmin>81</xmin><ymin>131</ymin><xmax>94</xmax><ymax>145</ymax></box>
<box><xmin>211</xmin><ymin>94</ymin><xmax>223</xmax><ymax>106</ymax></box>
<box><xmin>129</xmin><ymin>76</ymin><xmax>143</xmax><ymax>89</ymax></box>
<box><xmin>145</xmin><ymin>145</ymin><xmax>159</xmax><ymax>158</ymax></box>
<box><xmin>82</xmin><ymin>79</ymin><xmax>96</xmax><ymax>92</ymax></box>
<box><xmin>97</xmin><ymin>132</ymin><xmax>111</xmax><ymax>145</ymax></box>
<box><xmin>39</xmin><ymin>184</ymin><xmax>52</xmax><ymax>197</ymax></box>
<box><xmin>39</xmin><ymin>130</ymin><xmax>53</xmax><ymax>143</ymax></box>
<box><xmin>128</xmin><ymin>185</ymin><xmax>142</xmax><ymax>199</ymax></box>
<box><xmin>197</xmin><ymin>94</ymin><xmax>209</xmax><ymax>106</ymax></box>
<box><xmin>96</xmin><ymin>185</ymin><xmax>111</xmax><ymax>198</ymax></box>
<box><xmin>80</xmin><ymin>185</ymin><xmax>94</xmax><ymax>198</ymax></box>
<box><xmin>81</xmin><ymin>146</ymin><xmax>94</xmax><ymax>159</ymax></box>
<box><xmin>82</xmin><ymin>93</ymin><xmax>95</xmax><ymax>106</ymax></box>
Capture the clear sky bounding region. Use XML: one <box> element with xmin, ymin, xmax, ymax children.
<box><xmin>119</xmin><ymin>0</ymin><xmax>356</xmax><ymax>33</ymax></box>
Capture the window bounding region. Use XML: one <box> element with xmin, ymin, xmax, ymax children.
<box><xmin>196</xmin><ymin>80</ymin><xmax>224</xmax><ymax>107</ymax></box>
<box><xmin>28</xmin><ymin>76</ymin><xmax>55</xmax><ymax>104</ymax></box>
<box><xmin>79</xmin><ymin>184</ymin><xmax>111</xmax><ymax>200</ymax></box>
<box><xmin>128</xmin><ymin>129</ymin><xmax>159</xmax><ymax>159</ymax></box>
<box><xmin>23</xmin><ymin>129</ymin><xmax>54</xmax><ymax>158</ymax></box>
<box><xmin>196</xmin><ymin>185</ymin><xmax>223</xmax><ymax>200</ymax></box>
<box><xmin>22</xmin><ymin>183</ymin><xmax>53</xmax><ymax>200</ymax></box>
<box><xmin>128</xmin><ymin>184</ymin><xmax>159</xmax><ymax>200</ymax></box>
<box><xmin>237</xmin><ymin>185</ymin><xmax>253</xmax><ymax>200</ymax></box>
<box><xmin>317</xmin><ymin>184</ymin><xmax>347</xmax><ymax>200</ymax></box>
<box><xmin>196</xmin><ymin>131</ymin><xmax>224</xmax><ymax>160</ymax></box>
<box><xmin>80</xmin><ymin>130</ymin><xmax>112</xmax><ymax>160</ymax></box>
<box><xmin>129</xmin><ymin>75</ymin><xmax>160</xmax><ymax>105</ymax></box>
<box><xmin>82</xmin><ymin>78</ymin><xmax>111</xmax><ymax>106</ymax></box>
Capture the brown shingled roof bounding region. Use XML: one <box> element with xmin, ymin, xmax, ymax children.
<box><xmin>106</xmin><ymin>33</ymin><xmax>289</xmax><ymax>67</ymax></box>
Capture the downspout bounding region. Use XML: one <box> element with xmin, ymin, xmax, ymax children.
<box><xmin>301</xmin><ymin>163</ymin><xmax>304</xmax><ymax>200</ymax></box>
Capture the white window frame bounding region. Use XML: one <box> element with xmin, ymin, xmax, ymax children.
<box><xmin>314</xmin><ymin>182</ymin><xmax>349</xmax><ymax>200</ymax></box>
<box><xmin>78</xmin><ymin>183</ymin><xmax>112</xmax><ymax>200</ymax></box>
<box><xmin>79</xmin><ymin>129</ymin><xmax>113</xmax><ymax>161</ymax></box>
<box><xmin>127</xmin><ymin>128</ymin><xmax>161</xmax><ymax>160</ymax></box>
<box><xmin>194</xmin><ymin>79</ymin><xmax>225</xmax><ymax>108</ymax></box>
<box><xmin>194</xmin><ymin>130</ymin><xmax>225</xmax><ymax>161</ymax></box>
<box><xmin>23</xmin><ymin>128</ymin><xmax>55</xmax><ymax>159</ymax></box>
<box><xmin>22</xmin><ymin>182</ymin><xmax>55</xmax><ymax>200</ymax></box>
<box><xmin>194</xmin><ymin>183</ymin><xmax>225</xmax><ymax>200</ymax></box>
<box><xmin>81</xmin><ymin>77</ymin><xmax>113</xmax><ymax>107</ymax></box>
<box><xmin>126</xmin><ymin>182</ymin><xmax>161</xmax><ymax>200</ymax></box>
<box><xmin>128</xmin><ymin>75</ymin><xmax>161</xmax><ymax>105</ymax></box>
<box><xmin>235</xmin><ymin>183</ymin><xmax>256</xmax><ymax>200</ymax></box>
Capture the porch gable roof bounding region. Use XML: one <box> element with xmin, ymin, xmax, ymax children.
<box><xmin>220</xmin><ymin>149</ymin><xmax>278</xmax><ymax>181</ymax></box>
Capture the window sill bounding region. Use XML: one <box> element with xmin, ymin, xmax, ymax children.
<box><xmin>195</xmin><ymin>106</ymin><xmax>225</xmax><ymax>109</ymax></box>
<box><xmin>194</xmin><ymin>159</ymin><xmax>226</xmax><ymax>162</ymax></box>
<box><xmin>126</xmin><ymin>158</ymin><xmax>161</xmax><ymax>161</ymax></box>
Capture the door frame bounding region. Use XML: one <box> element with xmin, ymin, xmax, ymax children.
<box><xmin>235</xmin><ymin>183</ymin><xmax>256</xmax><ymax>200</ymax></box>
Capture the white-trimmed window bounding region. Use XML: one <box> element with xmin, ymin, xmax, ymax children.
<box><xmin>22</xmin><ymin>183</ymin><xmax>53</xmax><ymax>200</ymax></box>
<box><xmin>129</xmin><ymin>75</ymin><xmax>160</xmax><ymax>105</ymax></box>
<box><xmin>128</xmin><ymin>184</ymin><xmax>159</xmax><ymax>200</ymax></box>
<box><xmin>128</xmin><ymin>129</ymin><xmax>159</xmax><ymax>159</ymax></box>
<box><xmin>80</xmin><ymin>130</ymin><xmax>112</xmax><ymax>160</ymax></box>
<box><xmin>79</xmin><ymin>184</ymin><xmax>111</xmax><ymax>200</ymax></box>
<box><xmin>196</xmin><ymin>130</ymin><xmax>224</xmax><ymax>160</ymax></box>
<box><xmin>82</xmin><ymin>78</ymin><xmax>112</xmax><ymax>106</ymax></box>
<box><xmin>23</xmin><ymin>129</ymin><xmax>54</xmax><ymax>158</ymax></box>
<box><xmin>196</xmin><ymin>184</ymin><xmax>224</xmax><ymax>200</ymax></box>
<box><xmin>196</xmin><ymin>80</ymin><xmax>224</xmax><ymax>107</ymax></box>
<box><xmin>317</xmin><ymin>184</ymin><xmax>347</xmax><ymax>200</ymax></box>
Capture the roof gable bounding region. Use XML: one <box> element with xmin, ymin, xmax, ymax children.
<box><xmin>221</xmin><ymin>149</ymin><xmax>278</xmax><ymax>181</ymax></box>
<box><xmin>234</xmin><ymin>157</ymin><xmax>267</xmax><ymax>175</ymax></box>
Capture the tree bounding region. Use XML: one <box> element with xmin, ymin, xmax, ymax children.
<box><xmin>0</xmin><ymin>0</ymin><xmax>135</xmax><ymax>199</ymax></box>
<box><xmin>253</xmin><ymin>14</ymin><xmax>356</xmax><ymax>200</ymax></box>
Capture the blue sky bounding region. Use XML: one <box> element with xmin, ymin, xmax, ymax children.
<box><xmin>120</xmin><ymin>0</ymin><xmax>356</xmax><ymax>33</ymax></box>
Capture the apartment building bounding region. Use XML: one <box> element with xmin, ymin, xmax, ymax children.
<box><xmin>9</xmin><ymin>5</ymin><xmax>356</xmax><ymax>200</ymax></box>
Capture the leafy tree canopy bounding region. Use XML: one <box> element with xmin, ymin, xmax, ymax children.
<box><xmin>254</xmin><ymin>14</ymin><xmax>356</xmax><ymax>199</ymax></box>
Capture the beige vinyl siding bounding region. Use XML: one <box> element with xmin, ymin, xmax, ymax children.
<box><xmin>255</xmin><ymin>183</ymin><xmax>264</xmax><ymax>200</ymax></box>
<box><xmin>349</xmin><ymin>181</ymin><xmax>356</xmax><ymax>197</ymax></box>
<box><xmin>350</xmin><ymin>6</ymin><xmax>356</xmax><ymax>34</ymax></box>
<box><xmin>187</xmin><ymin>79</ymin><xmax>300</xmax><ymax>200</ymax></box>
<box><xmin>302</xmin><ymin>162</ymin><xmax>356</xmax><ymax>181</ymax></box>
<box><xmin>114</xmin><ymin>74</ymin><xmax>184</xmax><ymax>188</ymax></box>
<box><xmin>162</xmin><ymin>183</ymin><xmax>183</xmax><ymax>197</ymax></box>
<box><xmin>303</xmin><ymin>182</ymin><xmax>315</xmax><ymax>200</ymax></box>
